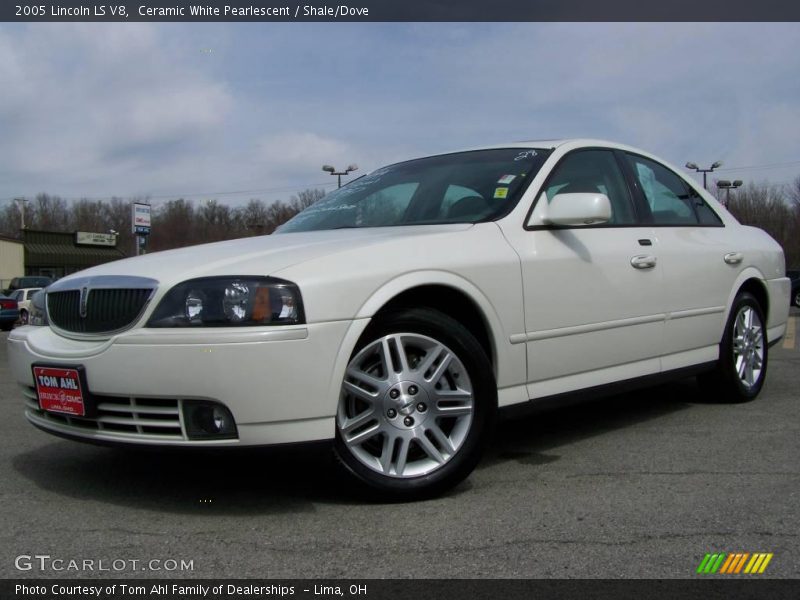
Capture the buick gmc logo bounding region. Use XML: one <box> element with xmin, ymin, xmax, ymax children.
<box><xmin>79</xmin><ymin>286</ymin><xmax>89</xmax><ymax>318</ymax></box>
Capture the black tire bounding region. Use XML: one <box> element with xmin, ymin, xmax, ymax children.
<box><xmin>0</xmin><ymin>323</ymin><xmax>12</xmax><ymax>332</ymax></box>
<box><xmin>334</xmin><ymin>307</ymin><xmax>496</xmax><ymax>500</ymax></box>
<box><xmin>699</xmin><ymin>292</ymin><xmax>768</xmax><ymax>403</ymax></box>
<box><xmin>794</xmin><ymin>289</ymin><xmax>800</xmax><ymax>308</ymax></box>
<box><xmin>19</xmin><ymin>309</ymin><xmax>28</xmax><ymax>325</ymax></box>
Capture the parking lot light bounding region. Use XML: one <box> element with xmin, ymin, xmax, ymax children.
<box><xmin>322</xmin><ymin>164</ymin><xmax>358</xmax><ymax>188</ymax></box>
<box><xmin>686</xmin><ymin>161</ymin><xmax>723</xmax><ymax>190</ymax></box>
<box><xmin>716</xmin><ymin>179</ymin><xmax>743</xmax><ymax>206</ymax></box>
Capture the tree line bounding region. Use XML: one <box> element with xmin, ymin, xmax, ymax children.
<box><xmin>0</xmin><ymin>189</ymin><xmax>326</xmax><ymax>255</ymax></box>
<box><xmin>1</xmin><ymin>179</ymin><xmax>799</xmax><ymax>268</ymax></box>
<box><xmin>713</xmin><ymin>177</ymin><xmax>800</xmax><ymax>268</ymax></box>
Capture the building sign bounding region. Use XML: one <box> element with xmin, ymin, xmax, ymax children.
<box><xmin>75</xmin><ymin>231</ymin><xmax>118</xmax><ymax>247</ymax></box>
<box><xmin>132</xmin><ymin>203</ymin><xmax>152</xmax><ymax>233</ymax></box>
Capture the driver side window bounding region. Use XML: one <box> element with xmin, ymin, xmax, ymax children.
<box><xmin>544</xmin><ymin>150</ymin><xmax>636</xmax><ymax>225</ymax></box>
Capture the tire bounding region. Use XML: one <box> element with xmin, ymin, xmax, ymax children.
<box><xmin>334</xmin><ymin>307</ymin><xmax>496</xmax><ymax>499</ymax></box>
<box><xmin>0</xmin><ymin>323</ymin><xmax>12</xmax><ymax>332</ymax></box>
<box><xmin>699</xmin><ymin>292</ymin><xmax>768</xmax><ymax>403</ymax></box>
<box><xmin>794</xmin><ymin>289</ymin><xmax>800</xmax><ymax>308</ymax></box>
<box><xmin>19</xmin><ymin>309</ymin><xmax>28</xmax><ymax>325</ymax></box>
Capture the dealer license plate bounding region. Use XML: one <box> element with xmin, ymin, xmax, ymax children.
<box><xmin>33</xmin><ymin>366</ymin><xmax>87</xmax><ymax>416</ymax></box>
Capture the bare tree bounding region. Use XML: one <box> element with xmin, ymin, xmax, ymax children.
<box><xmin>149</xmin><ymin>199</ymin><xmax>194</xmax><ymax>252</ymax></box>
<box><xmin>31</xmin><ymin>193</ymin><xmax>70</xmax><ymax>231</ymax></box>
<box><xmin>726</xmin><ymin>181</ymin><xmax>799</xmax><ymax>268</ymax></box>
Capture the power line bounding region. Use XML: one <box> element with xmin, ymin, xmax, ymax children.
<box><xmin>0</xmin><ymin>181</ymin><xmax>338</xmax><ymax>203</ymax></box>
<box><xmin>716</xmin><ymin>160</ymin><xmax>800</xmax><ymax>173</ymax></box>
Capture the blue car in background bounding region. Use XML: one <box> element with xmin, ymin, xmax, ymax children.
<box><xmin>0</xmin><ymin>295</ymin><xmax>19</xmax><ymax>331</ymax></box>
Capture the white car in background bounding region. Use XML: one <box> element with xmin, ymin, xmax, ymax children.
<box><xmin>10</xmin><ymin>288</ymin><xmax>42</xmax><ymax>325</ymax></box>
<box><xmin>7</xmin><ymin>139</ymin><xmax>791</xmax><ymax>498</ymax></box>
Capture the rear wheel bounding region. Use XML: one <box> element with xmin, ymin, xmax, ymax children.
<box><xmin>19</xmin><ymin>309</ymin><xmax>28</xmax><ymax>325</ymax></box>
<box><xmin>334</xmin><ymin>307</ymin><xmax>496</xmax><ymax>499</ymax></box>
<box><xmin>699</xmin><ymin>292</ymin><xmax>767</xmax><ymax>403</ymax></box>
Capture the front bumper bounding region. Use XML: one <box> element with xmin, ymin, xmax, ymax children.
<box><xmin>8</xmin><ymin>321</ymin><xmax>357</xmax><ymax>447</ymax></box>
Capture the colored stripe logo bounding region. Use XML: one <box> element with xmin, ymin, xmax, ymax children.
<box><xmin>697</xmin><ymin>552</ymin><xmax>773</xmax><ymax>574</ymax></box>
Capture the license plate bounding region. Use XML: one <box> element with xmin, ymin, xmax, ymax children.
<box><xmin>33</xmin><ymin>366</ymin><xmax>87</xmax><ymax>416</ymax></box>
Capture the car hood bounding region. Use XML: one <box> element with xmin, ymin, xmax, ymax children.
<box><xmin>59</xmin><ymin>224</ymin><xmax>475</xmax><ymax>288</ymax></box>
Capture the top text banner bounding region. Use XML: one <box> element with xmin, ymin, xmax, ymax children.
<box><xmin>3</xmin><ymin>0</ymin><xmax>799</xmax><ymax>22</ymax></box>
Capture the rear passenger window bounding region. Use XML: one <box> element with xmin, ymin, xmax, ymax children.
<box><xmin>625</xmin><ymin>154</ymin><xmax>722</xmax><ymax>226</ymax></box>
<box><xmin>693</xmin><ymin>196</ymin><xmax>724</xmax><ymax>226</ymax></box>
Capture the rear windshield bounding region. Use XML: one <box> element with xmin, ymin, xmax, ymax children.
<box><xmin>278</xmin><ymin>148</ymin><xmax>551</xmax><ymax>232</ymax></box>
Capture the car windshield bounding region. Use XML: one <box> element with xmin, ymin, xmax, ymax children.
<box><xmin>278</xmin><ymin>148</ymin><xmax>551</xmax><ymax>232</ymax></box>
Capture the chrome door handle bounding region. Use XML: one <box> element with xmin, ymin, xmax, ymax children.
<box><xmin>630</xmin><ymin>255</ymin><xmax>657</xmax><ymax>269</ymax></box>
<box><xmin>724</xmin><ymin>252</ymin><xmax>743</xmax><ymax>265</ymax></box>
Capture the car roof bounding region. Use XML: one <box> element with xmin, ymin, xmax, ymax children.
<box><xmin>463</xmin><ymin>138</ymin><xmax>646</xmax><ymax>152</ymax></box>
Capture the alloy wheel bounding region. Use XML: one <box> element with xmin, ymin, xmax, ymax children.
<box><xmin>731</xmin><ymin>305</ymin><xmax>764</xmax><ymax>390</ymax></box>
<box><xmin>337</xmin><ymin>333</ymin><xmax>474</xmax><ymax>478</ymax></box>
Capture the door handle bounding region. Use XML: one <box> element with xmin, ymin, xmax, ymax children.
<box><xmin>630</xmin><ymin>254</ymin><xmax>657</xmax><ymax>269</ymax></box>
<box><xmin>724</xmin><ymin>252</ymin><xmax>743</xmax><ymax>265</ymax></box>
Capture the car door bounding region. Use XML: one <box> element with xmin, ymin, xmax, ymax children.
<box><xmin>622</xmin><ymin>152</ymin><xmax>740</xmax><ymax>370</ymax></box>
<box><xmin>511</xmin><ymin>148</ymin><xmax>665</xmax><ymax>398</ymax></box>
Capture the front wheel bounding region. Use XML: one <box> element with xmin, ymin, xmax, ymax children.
<box><xmin>699</xmin><ymin>292</ymin><xmax>767</xmax><ymax>403</ymax></box>
<box><xmin>334</xmin><ymin>307</ymin><xmax>496</xmax><ymax>499</ymax></box>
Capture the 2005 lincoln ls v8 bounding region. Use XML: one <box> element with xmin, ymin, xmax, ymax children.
<box><xmin>8</xmin><ymin>140</ymin><xmax>791</xmax><ymax>498</ymax></box>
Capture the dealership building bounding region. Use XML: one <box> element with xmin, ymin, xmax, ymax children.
<box><xmin>22</xmin><ymin>230</ymin><xmax>127</xmax><ymax>280</ymax></box>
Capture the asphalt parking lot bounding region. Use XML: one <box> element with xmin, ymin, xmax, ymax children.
<box><xmin>1</xmin><ymin>311</ymin><xmax>798</xmax><ymax>580</ymax></box>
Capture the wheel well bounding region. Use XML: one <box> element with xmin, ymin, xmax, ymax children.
<box><xmin>372</xmin><ymin>285</ymin><xmax>495</xmax><ymax>368</ymax></box>
<box><xmin>737</xmin><ymin>278</ymin><xmax>769</xmax><ymax>321</ymax></box>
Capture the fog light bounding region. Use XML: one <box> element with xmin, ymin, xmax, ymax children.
<box><xmin>183</xmin><ymin>401</ymin><xmax>238</xmax><ymax>440</ymax></box>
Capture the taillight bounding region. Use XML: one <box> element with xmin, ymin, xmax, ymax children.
<box><xmin>0</xmin><ymin>299</ymin><xmax>17</xmax><ymax>310</ymax></box>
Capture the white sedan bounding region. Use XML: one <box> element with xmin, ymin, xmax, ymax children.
<box><xmin>8</xmin><ymin>139</ymin><xmax>791</xmax><ymax>498</ymax></box>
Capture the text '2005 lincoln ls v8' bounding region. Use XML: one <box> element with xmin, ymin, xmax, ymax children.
<box><xmin>8</xmin><ymin>139</ymin><xmax>791</xmax><ymax>498</ymax></box>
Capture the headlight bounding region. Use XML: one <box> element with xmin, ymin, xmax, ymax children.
<box><xmin>28</xmin><ymin>290</ymin><xmax>49</xmax><ymax>326</ymax></box>
<box><xmin>147</xmin><ymin>277</ymin><xmax>305</xmax><ymax>327</ymax></box>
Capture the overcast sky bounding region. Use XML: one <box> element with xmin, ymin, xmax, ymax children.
<box><xmin>1</xmin><ymin>22</ymin><xmax>799</xmax><ymax>208</ymax></box>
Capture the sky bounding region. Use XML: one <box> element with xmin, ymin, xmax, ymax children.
<box><xmin>1</xmin><ymin>22</ymin><xmax>799</xmax><ymax>209</ymax></box>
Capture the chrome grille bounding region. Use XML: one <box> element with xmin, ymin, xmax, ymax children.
<box><xmin>24</xmin><ymin>386</ymin><xmax>185</xmax><ymax>440</ymax></box>
<box><xmin>48</xmin><ymin>288</ymin><xmax>153</xmax><ymax>334</ymax></box>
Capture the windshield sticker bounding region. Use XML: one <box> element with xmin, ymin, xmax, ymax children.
<box><xmin>493</xmin><ymin>187</ymin><xmax>509</xmax><ymax>199</ymax></box>
<box><xmin>497</xmin><ymin>174</ymin><xmax>516</xmax><ymax>185</ymax></box>
<box><xmin>514</xmin><ymin>150</ymin><xmax>538</xmax><ymax>161</ymax></box>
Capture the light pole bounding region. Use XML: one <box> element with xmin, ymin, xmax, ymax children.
<box><xmin>322</xmin><ymin>164</ymin><xmax>358</xmax><ymax>188</ymax></box>
<box><xmin>685</xmin><ymin>161</ymin><xmax>723</xmax><ymax>190</ymax></box>
<box><xmin>716</xmin><ymin>179</ymin><xmax>742</xmax><ymax>207</ymax></box>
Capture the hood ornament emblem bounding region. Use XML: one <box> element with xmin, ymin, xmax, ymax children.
<box><xmin>79</xmin><ymin>286</ymin><xmax>90</xmax><ymax>318</ymax></box>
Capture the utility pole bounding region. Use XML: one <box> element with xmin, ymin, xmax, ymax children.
<box><xmin>14</xmin><ymin>198</ymin><xmax>28</xmax><ymax>230</ymax></box>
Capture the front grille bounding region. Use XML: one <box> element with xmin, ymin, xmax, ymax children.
<box><xmin>24</xmin><ymin>386</ymin><xmax>185</xmax><ymax>439</ymax></box>
<box><xmin>48</xmin><ymin>288</ymin><xmax>153</xmax><ymax>333</ymax></box>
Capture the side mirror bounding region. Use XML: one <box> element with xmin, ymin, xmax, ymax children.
<box><xmin>541</xmin><ymin>193</ymin><xmax>612</xmax><ymax>226</ymax></box>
